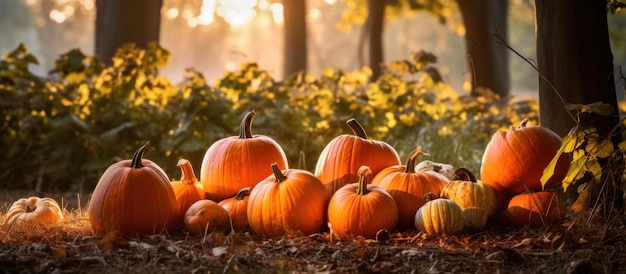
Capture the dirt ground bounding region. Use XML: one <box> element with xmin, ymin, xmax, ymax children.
<box><xmin>0</xmin><ymin>192</ymin><xmax>625</xmax><ymax>273</ymax></box>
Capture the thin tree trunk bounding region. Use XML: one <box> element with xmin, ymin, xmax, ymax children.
<box><xmin>456</xmin><ymin>0</ymin><xmax>509</xmax><ymax>97</ymax></box>
<box><xmin>366</xmin><ymin>0</ymin><xmax>386</xmax><ymax>81</ymax></box>
<box><xmin>95</xmin><ymin>0</ymin><xmax>162</xmax><ymax>65</ymax></box>
<box><xmin>283</xmin><ymin>0</ymin><xmax>307</xmax><ymax>79</ymax></box>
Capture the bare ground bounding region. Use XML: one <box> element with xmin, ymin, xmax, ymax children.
<box><xmin>0</xmin><ymin>192</ymin><xmax>625</xmax><ymax>274</ymax></box>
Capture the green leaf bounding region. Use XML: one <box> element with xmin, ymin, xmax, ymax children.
<box><xmin>566</xmin><ymin>102</ymin><xmax>614</xmax><ymax>116</ymax></box>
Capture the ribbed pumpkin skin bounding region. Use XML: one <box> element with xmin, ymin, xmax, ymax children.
<box><xmin>247</xmin><ymin>165</ymin><xmax>330</xmax><ymax>238</ymax></box>
<box><xmin>371</xmin><ymin>147</ymin><xmax>449</xmax><ymax>230</ymax></box>
<box><xmin>315</xmin><ymin>119</ymin><xmax>401</xmax><ymax>194</ymax></box>
<box><xmin>201</xmin><ymin>111</ymin><xmax>288</xmax><ymax>202</ymax></box>
<box><xmin>480</xmin><ymin>119</ymin><xmax>570</xmax><ymax>195</ymax></box>
<box><xmin>440</xmin><ymin>179</ymin><xmax>498</xmax><ymax>216</ymax></box>
<box><xmin>414</xmin><ymin>198</ymin><xmax>464</xmax><ymax>236</ymax></box>
<box><xmin>171</xmin><ymin>159</ymin><xmax>205</xmax><ymax>224</ymax></box>
<box><xmin>328</xmin><ymin>166</ymin><xmax>399</xmax><ymax>239</ymax></box>
<box><xmin>502</xmin><ymin>191</ymin><xmax>566</xmax><ymax>227</ymax></box>
<box><xmin>184</xmin><ymin>199</ymin><xmax>232</xmax><ymax>235</ymax></box>
<box><xmin>218</xmin><ymin>187</ymin><xmax>250</xmax><ymax>232</ymax></box>
<box><xmin>88</xmin><ymin>143</ymin><xmax>179</xmax><ymax>237</ymax></box>
<box><xmin>5</xmin><ymin>197</ymin><xmax>64</xmax><ymax>226</ymax></box>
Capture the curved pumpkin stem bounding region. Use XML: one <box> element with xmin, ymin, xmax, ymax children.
<box><xmin>452</xmin><ymin>168</ymin><xmax>477</xmax><ymax>182</ymax></box>
<box><xmin>271</xmin><ymin>163</ymin><xmax>287</xmax><ymax>183</ymax></box>
<box><xmin>130</xmin><ymin>141</ymin><xmax>150</xmax><ymax>168</ymax></box>
<box><xmin>405</xmin><ymin>146</ymin><xmax>427</xmax><ymax>173</ymax></box>
<box><xmin>516</xmin><ymin>118</ymin><xmax>530</xmax><ymax>129</ymax></box>
<box><xmin>423</xmin><ymin>192</ymin><xmax>436</xmax><ymax>202</ymax></box>
<box><xmin>238</xmin><ymin>110</ymin><xmax>256</xmax><ymax>139</ymax></box>
<box><xmin>356</xmin><ymin>166</ymin><xmax>372</xmax><ymax>195</ymax></box>
<box><xmin>235</xmin><ymin>187</ymin><xmax>251</xmax><ymax>200</ymax></box>
<box><xmin>346</xmin><ymin>118</ymin><xmax>368</xmax><ymax>139</ymax></box>
<box><xmin>177</xmin><ymin>159</ymin><xmax>198</xmax><ymax>185</ymax></box>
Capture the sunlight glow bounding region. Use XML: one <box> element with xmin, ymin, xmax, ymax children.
<box><xmin>310</xmin><ymin>8</ymin><xmax>321</xmax><ymax>20</ymax></box>
<box><xmin>325</xmin><ymin>0</ymin><xmax>337</xmax><ymax>4</ymax></box>
<box><xmin>49</xmin><ymin>9</ymin><xmax>67</xmax><ymax>23</ymax></box>
<box><xmin>166</xmin><ymin>8</ymin><xmax>179</xmax><ymax>19</ymax></box>
<box><xmin>270</xmin><ymin>3</ymin><xmax>283</xmax><ymax>24</ymax></box>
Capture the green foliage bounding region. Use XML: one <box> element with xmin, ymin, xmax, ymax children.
<box><xmin>0</xmin><ymin>43</ymin><xmax>537</xmax><ymax>193</ymax></box>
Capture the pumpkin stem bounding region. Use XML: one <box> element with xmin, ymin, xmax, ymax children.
<box><xmin>177</xmin><ymin>159</ymin><xmax>198</xmax><ymax>185</ymax></box>
<box><xmin>516</xmin><ymin>118</ymin><xmax>530</xmax><ymax>129</ymax></box>
<box><xmin>356</xmin><ymin>166</ymin><xmax>372</xmax><ymax>195</ymax></box>
<box><xmin>235</xmin><ymin>187</ymin><xmax>251</xmax><ymax>200</ymax></box>
<box><xmin>239</xmin><ymin>110</ymin><xmax>256</xmax><ymax>139</ymax></box>
<box><xmin>271</xmin><ymin>163</ymin><xmax>287</xmax><ymax>183</ymax></box>
<box><xmin>27</xmin><ymin>206</ymin><xmax>36</xmax><ymax>213</ymax></box>
<box><xmin>346</xmin><ymin>118</ymin><xmax>368</xmax><ymax>139</ymax></box>
<box><xmin>452</xmin><ymin>168</ymin><xmax>477</xmax><ymax>182</ymax></box>
<box><xmin>130</xmin><ymin>141</ymin><xmax>150</xmax><ymax>168</ymax></box>
<box><xmin>423</xmin><ymin>192</ymin><xmax>436</xmax><ymax>202</ymax></box>
<box><xmin>405</xmin><ymin>146</ymin><xmax>428</xmax><ymax>173</ymax></box>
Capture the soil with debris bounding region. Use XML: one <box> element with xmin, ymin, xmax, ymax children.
<box><xmin>0</xmin><ymin>193</ymin><xmax>625</xmax><ymax>273</ymax></box>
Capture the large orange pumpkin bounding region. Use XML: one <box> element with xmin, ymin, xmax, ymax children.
<box><xmin>247</xmin><ymin>163</ymin><xmax>330</xmax><ymax>238</ymax></box>
<box><xmin>371</xmin><ymin>146</ymin><xmax>450</xmax><ymax>230</ymax></box>
<box><xmin>480</xmin><ymin>119</ymin><xmax>570</xmax><ymax>195</ymax></box>
<box><xmin>328</xmin><ymin>166</ymin><xmax>399</xmax><ymax>239</ymax></box>
<box><xmin>171</xmin><ymin>159</ymin><xmax>205</xmax><ymax>224</ymax></box>
<box><xmin>315</xmin><ymin>118</ymin><xmax>401</xmax><ymax>194</ymax></box>
<box><xmin>88</xmin><ymin>141</ymin><xmax>179</xmax><ymax>237</ymax></box>
<box><xmin>500</xmin><ymin>191</ymin><xmax>566</xmax><ymax>227</ymax></box>
<box><xmin>201</xmin><ymin>110</ymin><xmax>289</xmax><ymax>202</ymax></box>
<box><xmin>218</xmin><ymin>187</ymin><xmax>250</xmax><ymax>232</ymax></box>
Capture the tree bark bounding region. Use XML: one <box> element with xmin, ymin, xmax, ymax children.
<box><xmin>283</xmin><ymin>0</ymin><xmax>307</xmax><ymax>79</ymax></box>
<box><xmin>367</xmin><ymin>0</ymin><xmax>386</xmax><ymax>81</ymax></box>
<box><xmin>95</xmin><ymin>0</ymin><xmax>162</xmax><ymax>65</ymax></box>
<box><xmin>535</xmin><ymin>0</ymin><xmax>618</xmax><ymax>137</ymax></box>
<box><xmin>456</xmin><ymin>0</ymin><xmax>509</xmax><ymax>97</ymax></box>
<box><xmin>535</xmin><ymin>0</ymin><xmax>622</xmax><ymax>213</ymax></box>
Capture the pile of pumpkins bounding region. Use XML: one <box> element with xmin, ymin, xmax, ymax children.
<box><xmin>3</xmin><ymin>110</ymin><xmax>570</xmax><ymax>239</ymax></box>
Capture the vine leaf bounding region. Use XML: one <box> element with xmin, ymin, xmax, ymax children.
<box><xmin>569</xmin><ymin>182</ymin><xmax>590</xmax><ymax>213</ymax></box>
<box><xmin>566</xmin><ymin>102</ymin><xmax>614</xmax><ymax>116</ymax></box>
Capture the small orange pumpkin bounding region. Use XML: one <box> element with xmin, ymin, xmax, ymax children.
<box><xmin>327</xmin><ymin>166</ymin><xmax>399</xmax><ymax>239</ymax></box>
<box><xmin>88</xmin><ymin>141</ymin><xmax>179</xmax><ymax>237</ymax></box>
<box><xmin>414</xmin><ymin>193</ymin><xmax>465</xmax><ymax>236</ymax></box>
<box><xmin>247</xmin><ymin>163</ymin><xmax>330</xmax><ymax>238</ymax></box>
<box><xmin>201</xmin><ymin>110</ymin><xmax>289</xmax><ymax>202</ymax></box>
<box><xmin>5</xmin><ymin>197</ymin><xmax>63</xmax><ymax>226</ymax></box>
<box><xmin>184</xmin><ymin>199</ymin><xmax>232</xmax><ymax>235</ymax></box>
<box><xmin>481</xmin><ymin>118</ymin><xmax>570</xmax><ymax>194</ymax></box>
<box><xmin>371</xmin><ymin>146</ymin><xmax>449</xmax><ymax>230</ymax></box>
<box><xmin>315</xmin><ymin>118</ymin><xmax>401</xmax><ymax>194</ymax></box>
<box><xmin>500</xmin><ymin>191</ymin><xmax>566</xmax><ymax>227</ymax></box>
<box><xmin>171</xmin><ymin>159</ymin><xmax>205</xmax><ymax>224</ymax></box>
<box><xmin>218</xmin><ymin>187</ymin><xmax>250</xmax><ymax>232</ymax></box>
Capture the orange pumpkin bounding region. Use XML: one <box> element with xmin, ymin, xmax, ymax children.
<box><xmin>481</xmin><ymin>118</ymin><xmax>570</xmax><ymax>194</ymax></box>
<box><xmin>328</xmin><ymin>166</ymin><xmax>399</xmax><ymax>239</ymax></box>
<box><xmin>88</xmin><ymin>141</ymin><xmax>179</xmax><ymax>237</ymax></box>
<box><xmin>371</xmin><ymin>146</ymin><xmax>449</xmax><ymax>230</ymax></box>
<box><xmin>5</xmin><ymin>197</ymin><xmax>64</xmax><ymax>226</ymax></box>
<box><xmin>184</xmin><ymin>199</ymin><xmax>232</xmax><ymax>235</ymax></box>
<box><xmin>315</xmin><ymin>118</ymin><xmax>401</xmax><ymax>194</ymax></box>
<box><xmin>218</xmin><ymin>187</ymin><xmax>250</xmax><ymax>232</ymax></box>
<box><xmin>500</xmin><ymin>191</ymin><xmax>566</xmax><ymax>227</ymax></box>
<box><xmin>171</xmin><ymin>159</ymin><xmax>205</xmax><ymax>224</ymax></box>
<box><xmin>247</xmin><ymin>163</ymin><xmax>330</xmax><ymax>238</ymax></box>
<box><xmin>201</xmin><ymin>110</ymin><xmax>289</xmax><ymax>202</ymax></box>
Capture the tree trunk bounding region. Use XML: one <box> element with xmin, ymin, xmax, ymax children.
<box><xmin>367</xmin><ymin>0</ymin><xmax>386</xmax><ymax>81</ymax></box>
<box><xmin>283</xmin><ymin>0</ymin><xmax>307</xmax><ymax>79</ymax></box>
<box><xmin>535</xmin><ymin>0</ymin><xmax>622</xmax><ymax>213</ymax></box>
<box><xmin>95</xmin><ymin>0</ymin><xmax>162</xmax><ymax>65</ymax></box>
<box><xmin>456</xmin><ymin>0</ymin><xmax>509</xmax><ymax>97</ymax></box>
<box><xmin>535</xmin><ymin>1</ymin><xmax>618</xmax><ymax>137</ymax></box>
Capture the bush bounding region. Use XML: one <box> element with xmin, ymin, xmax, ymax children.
<box><xmin>0</xmin><ymin>43</ymin><xmax>537</xmax><ymax>193</ymax></box>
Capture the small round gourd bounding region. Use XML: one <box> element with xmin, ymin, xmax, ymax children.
<box><xmin>5</xmin><ymin>197</ymin><xmax>64</xmax><ymax>226</ymax></box>
<box><xmin>414</xmin><ymin>194</ymin><xmax>464</xmax><ymax>236</ymax></box>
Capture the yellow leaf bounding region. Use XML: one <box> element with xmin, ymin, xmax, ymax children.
<box><xmin>585</xmin><ymin>138</ymin><xmax>614</xmax><ymax>158</ymax></box>
<box><xmin>561</xmin><ymin>134</ymin><xmax>579</xmax><ymax>153</ymax></box>
<box><xmin>561</xmin><ymin>155</ymin><xmax>587</xmax><ymax>191</ymax></box>
<box><xmin>569</xmin><ymin>183</ymin><xmax>590</xmax><ymax>213</ymax></box>
<box><xmin>618</xmin><ymin>140</ymin><xmax>626</xmax><ymax>152</ymax></box>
